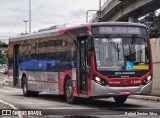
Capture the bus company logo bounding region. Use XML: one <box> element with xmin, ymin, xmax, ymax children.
<box><xmin>115</xmin><ymin>72</ymin><xmax>135</xmax><ymax>76</ymax></box>
<box><xmin>115</xmin><ymin>72</ymin><xmax>120</xmax><ymax>75</ymax></box>
<box><xmin>124</xmin><ymin>80</ymin><xmax>128</xmax><ymax>85</ymax></box>
<box><xmin>60</xmin><ymin>72</ymin><xmax>64</xmax><ymax>79</ymax></box>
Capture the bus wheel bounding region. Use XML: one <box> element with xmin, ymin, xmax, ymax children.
<box><xmin>65</xmin><ymin>79</ymin><xmax>77</xmax><ymax>104</ymax></box>
<box><xmin>22</xmin><ymin>76</ymin><xmax>32</xmax><ymax>97</ymax></box>
<box><xmin>114</xmin><ymin>95</ymin><xmax>128</xmax><ymax>103</ymax></box>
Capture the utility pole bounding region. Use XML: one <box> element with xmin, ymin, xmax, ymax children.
<box><xmin>29</xmin><ymin>0</ymin><xmax>31</xmax><ymax>33</ymax></box>
<box><xmin>23</xmin><ymin>20</ymin><xmax>29</xmax><ymax>34</ymax></box>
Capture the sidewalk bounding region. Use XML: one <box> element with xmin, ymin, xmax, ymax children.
<box><xmin>129</xmin><ymin>95</ymin><xmax>160</xmax><ymax>101</ymax></box>
<box><xmin>0</xmin><ymin>73</ymin><xmax>14</xmax><ymax>110</ymax></box>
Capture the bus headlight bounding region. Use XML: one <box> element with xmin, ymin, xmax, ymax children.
<box><xmin>147</xmin><ymin>75</ymin><xmax>152</xmax><ymax>81</ymax></box>
<box><xmin>142</xmin><ymin>75</ymin><xmax>152</xmax><ymax>85</ymax></box>
<box><xmin>94</xmin><ymin>76</ymin><xmax>107</xmax><ymax>86</ymax></box>
<box><xmin>95</xmin><ymin>77</ymin><xmax>101</xmax><ymax>82</ymax></box>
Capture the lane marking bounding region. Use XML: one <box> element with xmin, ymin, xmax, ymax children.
<box><xmin>0</xmin><ymin>96</ymin><xmax>23</xmax><ymax>118</ymax></box>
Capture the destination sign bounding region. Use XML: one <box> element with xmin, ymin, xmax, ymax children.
<box><xmin>93</xmin><ymin>26</ymin><xmax>143</xmax><ymax>35</ymax></box>
<box><xmin>99</xmin><ymin>27</ymin><xmax>141</xmax><ymax>34</ymax></box>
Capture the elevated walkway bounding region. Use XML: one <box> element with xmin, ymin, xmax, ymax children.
<box><xmin>90</xmin><ymin>0</ymin><xmax>160</xmax><ymax>22</ymax></box>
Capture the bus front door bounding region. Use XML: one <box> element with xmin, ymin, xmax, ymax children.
<box><xmin>13</xmin><ymin>45</ymin><xmax>19</xmax><ymax>86</ymax></box>
<box><xmin>77</xmin><ymin>37</ymin><xmax>88</xmax><ymax>95</ymax></box>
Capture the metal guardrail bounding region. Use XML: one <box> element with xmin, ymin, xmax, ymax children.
<box><xmin>90</xmin><ymin>0</ymin><xmax>115</xmax><ymax>22</ymax></box>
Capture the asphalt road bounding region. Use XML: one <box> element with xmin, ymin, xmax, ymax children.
<box><xmin>0</xmin><ymin>75</ymin><xmax>160</xmax><ymax>118</ymax></box>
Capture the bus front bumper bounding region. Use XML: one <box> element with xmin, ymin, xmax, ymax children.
<box><xmin>90</xmin><ymin>80</ymin><xmax>152</xmax><ymax>97</ymax></box>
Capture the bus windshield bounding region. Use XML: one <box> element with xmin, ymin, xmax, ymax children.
<box><xmin>94</xmin><ymin>37</ymin><xmax>150</xmax><ymax>71</ymax></box>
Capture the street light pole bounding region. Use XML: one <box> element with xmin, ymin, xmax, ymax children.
<box><xmin>29</xmin><ymin>0</ymin><xmax>31</xmax><ymax>33</ymax></box>
<box><xmin>99</xmin><ymin>0</ymin><xmax>101</xmax><ymax>11</ymax></box>
<box><xmin>23</xmin><ymin>20</ymin><xmax>29</xmax><ymax>34</ymax></box>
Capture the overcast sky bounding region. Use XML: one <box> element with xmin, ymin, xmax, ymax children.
<box><xmin>0</xmin><ymin>0</ymin><xmax>101</xmax><ymax>42</ymax></box>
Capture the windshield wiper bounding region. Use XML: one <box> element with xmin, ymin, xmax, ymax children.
<box><xmin>105</xmin><ymin>35</ymin><xmax>121</xmax><ymax>60</ymax></box>
<box><xmin>105</xmin><ymin>35</ymin><xmax>120</xmax><ymax>52</ymax></box>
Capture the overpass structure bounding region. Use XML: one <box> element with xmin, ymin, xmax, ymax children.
<box><xmin>90</xmin><ymin>0</ymin><xmax>160</xmax><ymax>22</ymax></box>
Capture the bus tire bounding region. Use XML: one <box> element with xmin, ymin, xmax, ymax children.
<box><xmin>22</xmin><ymin>76</ymin><xmax>33</xmax><ymax>97</ymax></box>
<box><xmin>114</xmin><ymin>95</ymin><xmax>128</xmax><ymax>103</ymax></box>
<box><xmin>31</xmin><ymin>91</ymin><xmax>39</xmax><ymax>96</ymax></box>
<box><xmin>32</xmin><ymin>91</ymin><xmax>39</xmax><ymax>96</ymax></box>
<box><xmin>65</xmin><ymin>79</ymin><xmax>77</xmax><ymax>104</ymax></box>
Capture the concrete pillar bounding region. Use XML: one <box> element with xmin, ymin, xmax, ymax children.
<box><xmin>152</xmin><ymin>63</ymin><xmax>160</xmax><ymax>96</ymax></box>
<box><xmin>150</xmin><ymin>38</ymin><xmax>160</xmax><ymax>96</ymax></box>
<box><xmin>128</xmin><ymin>16</ymin><xmax>136</xmax><ymax>22</ymax></box>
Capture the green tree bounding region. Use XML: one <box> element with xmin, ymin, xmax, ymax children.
<box><xmin>0</xmin><ymin>40</ymin><xmax>7</xmax><ymax>45</ymax></box>
<box><xmin>0</xmin><ymin>54</ymin><xmax>7</xmax><ymax>64</ymax></box>
<box><xmin>139</xmin><ymin>11</ymin><xmax>160</xmax><ymax>38</ymax></box>
<box><xmin>0</xmin><ymin>40</ymin><xmax>8</xmax><ymax>64</ymax></box>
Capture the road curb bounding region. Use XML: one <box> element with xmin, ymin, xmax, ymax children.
<box><xmin>129</xmin><ymin>95</ymin><xmax>160</xmax><ymax>101</ymax></box>
<box><xmin>0</xmin><ymin>99</ymin><xmax>23</xmax><ymax>118</ymax></box>
<box><xmin>0</xmin><ymin>99</ymin><xmax>17</xmax><ymax>109</ymax></box>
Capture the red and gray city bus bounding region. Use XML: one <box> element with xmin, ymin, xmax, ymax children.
<box><xmin>8</xmin><ymin>22</ymin><xmax>153</xmax><ymax>104</ymax></box>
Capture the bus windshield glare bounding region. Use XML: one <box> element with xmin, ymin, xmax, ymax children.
<box><xmin>94</xmin><ymin>37</ymin><xmax>149</xmax><ymax>71</ymax></box>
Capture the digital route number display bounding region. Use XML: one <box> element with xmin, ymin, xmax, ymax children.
<box><xmin>92</xmin><ymin>26</ymin><xmax>144</xmax><ymax>35</ymax></box>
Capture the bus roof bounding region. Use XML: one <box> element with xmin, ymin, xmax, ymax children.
<box><xmin>9</xmin><ymin>24</ymin><xmax>90</xmax><ymax>42</ymax></box>
<box><xmin>10</xmin><ymin>22</ymin><xmax>146</xmax><ymax>42</ymax></box>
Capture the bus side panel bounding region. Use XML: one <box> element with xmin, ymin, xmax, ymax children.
<box><xmin>58</xmin><ymin>71</ymin><xmax>67</xmax><ymax>95</ymax></box>
<box><xmin>41</xmin><ymin>72</ymin><xmax>58</xmax><ymax>94</ymax></box>
<box><xmin>26</xmin><ymin>71</ymin><xmax>41</xmax><ymax>91</ymax></box>
<box><xmin>23</xmin><ymin>70</ymin><xmax>59</xmax><ymax>94</ymax></box>
<box><xmin>71</xmin><ymin>69</ymin><xmax>78</xmax><ymax>96</ymax></box>
<box><xmin>58</xmin><ymin>70</ymin><xmax>77</xmax><ymax>96</ymax></box>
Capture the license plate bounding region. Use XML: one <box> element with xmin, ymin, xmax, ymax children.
<box><xmin>120</xmin><ymin>90</ymin><xmax>130</xmax><ymax>95</ymax></box>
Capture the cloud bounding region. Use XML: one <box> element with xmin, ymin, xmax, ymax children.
<box><xmin>0</xmin><ymin>32</ymin><xmax>20</xmax><ymax>43</ymax></box>
<box><xmin>37</xmin><ymin>5</ymin><xmax>45</xmax><ymax>10</ymax></box>
<box><xmin>71</xmin><ymin>8</ymin><xmax>86</xmax><ymax>18</ymax></box>
<box><xmin>0</xmin><ymin>0</ymin><xmax>99</xmax><ymax>39</ymax></box>
<box><xmin>8</xmin><ymin>8</ymin><xmax>28</xmax><ymax>13</ymax></box>
<box><xmin>0</xmin><ymin>0</ymin><xmax>19</xmax><ymax>4</ymax></box>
